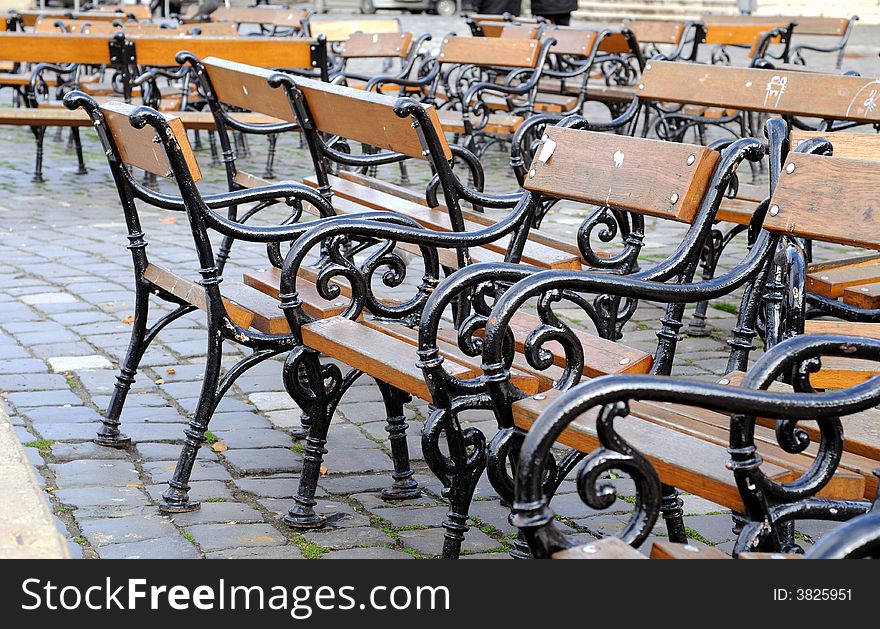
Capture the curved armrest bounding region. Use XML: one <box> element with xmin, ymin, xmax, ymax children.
<box><xmin>513</xmin><ymin>334</ymin><xmax>880</xmax><ymax>558</ymax></box>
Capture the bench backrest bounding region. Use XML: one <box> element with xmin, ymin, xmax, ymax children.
<box><xmin>201</xmin><ymin>57</ymin><xmax>451</xmax><ymax>162</ymax></box>
<box><xmin>307</xmin><ymin>18</ymin><xmax>400</xmax><ymax>42</ymax></box>
<box><xmin>96</xmin><ymin>4</ymin><xmax>152</xmax><ymax>20</ymax></box>
<box><xmin>34</xmin><ymin>19</ymin><xmax>239</xmax><ymax>36</ymax></box>
<box><xmin>342</xmin><ymin>32</ymin><xmax>413</xmax><ymax>59</ymax></box>
<box><xmin>764</xmin><ymin>152</ymin><xmax>880</xmax><ymax>250</ymax></box>
<box><xmin>0</xmin><ymin>32</ymin><xmax>322</xmax><ymax>69</ymax></box>
<box><xmin>621</xmin><ymin>19</ymin><xmax>687</xmax><ymax>45</ymax></box>
<box><xmin>17</xmin><ymin>10</ymin><xmax>136</xmax><ymax>28</ymax></box>
<box><xmin>702</xmin><ymin>23</ymin><xmax>787</xmax><ymax>48</ymax></box>
<box><xmin>790</xmin><ymin>130</ymin><xmax>880</xmax><ymax>161</ymax></box>
<box><xmin>540</xmin><ymin>28</ymin><xmax>597</xmax><ymax>57</ymax></box>
<box><xmin>438</xmin><ymin>36</ymin><xmax>541</xmax><ymax>68</ymax></box>
<box><xmin>99</xmin><ymin>100</ymin><xmax>201</xmax><ymax>182</ymax></box>
<box><xmin>524</xmin><ymin>126</ymin><xmax>719</xmax><ymax>223</ymax></box>
<box><xmin>705</xmin><ymin>15</ymin><xmax>853</xmax><ymax>36</ymax></box>
<box><xmin>475</xmin><ymin>21</ymin><xmax>508</xmax><ymax>37</ymax></box>
<box><xmin>211</xmin><ymin>7</ymin><xmax>308</xmax><ymax>28</ymax></box>
<box><xmin>500</xmin><ymin>24</ymin><xmax>540</xmax><ymax>39</ymax></box>
<box><xmin>638</xmin><ymin>61</ymin><xmax>880</xmax><ymax>124</ymax></box>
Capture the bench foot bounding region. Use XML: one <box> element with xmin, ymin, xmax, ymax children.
<box><xmin>283</xmin><ymin>510</ymin><xmax>327</xmax><ymax>530</ymax></box>
<box><xmin>381</xmin><ymin>484</ymin><xmax>422</xmax><ymax>501</ymax></box>
<box><xmin>94</xmin><ymin>432</ymin><xmax>132</xmax><ymax>448</ymax></box>
<box><xmin>377</xmin><ymin>381</ymin><xmax>421</xmax><ymax>502</ymax></box>
<box><xmin>158</xmin><ymin>498</ymin><xmax>201</xmax><ymax>514</ymax></box>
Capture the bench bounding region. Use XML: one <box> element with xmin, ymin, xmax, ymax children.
<box><xmin>508</xmin><ymin>144</ymin><xmax>880</xmax><ymax>558</ymax></box>
<box><xmin>303</xmin><ymin>16</ymin><xmax>401</xmax><ymax>42</ymax></box>
<box><xmin>204</xmin><ymin>6</ymin><xmax>309</xmax><ymax>35</ymax></box>
<box><xmin>0</xmin><ymin>31</ymin><xmax>328</xmax><ymax>179</ymax></box>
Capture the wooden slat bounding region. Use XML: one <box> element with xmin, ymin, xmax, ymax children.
<box><xmin>623</xmin><ymin>20</ymin><xmax>686</xmax><ymax>45</ymax></box>
<box><xmin>129</xmin><ymin>36</ymin><xmax>318</xmax><ymax>69</ymax></box>
<box><xmin>584</xmin><ymin>82</ymin><xmax>635</xmax><ymax>102</ymax></box>
<box><xmin>766</xmin><ymin>154</ymin><xmax>880</xmax><ymax>250</ymax></box>
<box><xmin>16</xmin><ymin>10</ymin><xmax>136</xmax><ymax>28</ymax></box>
<box><xmin>212</xmin><ymin>6</ymin><xmax>308</xmax><ymax>28</ymax></box>
<box><xmin>651</xmin><ymin>541</ymin><xmax>731</xmax><ymax>559</ymax></box>
<box><xmin>790</xmin><ymin>131</ymin><xmax>880</xmax><ymax>162</ymax></box>
<box><xmin>0</xmin><ymin>32</ymin><xmax>112</xmax><ymax>64</ymax></box>
<box><xmin>301</xmin><ymin>316</ymin><xmax>471</xmax><ymax>401</ymax></box>
<box><xmin>807</xmin><ymin>262</ymin><xmax>880</xmax><ymax>298</ymax></box>
<box><xmin>0</xmin><ymin>107</ymin><xmax>277</xmax><ymax>129</ymax></box>
<box><xmin>438</xmin><ymin>36</ymin><xmax>540</xmax><ymax>69</ymax></box>
<box><xmin>541</xmin><ymin>28</ymin><xmax>597</xmax><ymax>57</ymax></box>
<box><xmin>843</xmin><ymin>282</ymin><xmax>880</xmax><ymax>309</ymax></box>
<box><xmin>436</xmin><ymin>110</ymin><xmax>523</xmax><ymax>135</ymax></box>
<box><xmin>553</xmin><ymin>537</ymin><xmax>646</xmax><ymax>559</ymax></box>
<box><xmin>524</xmin><ymin>126</ymin><xmax>719</xmax><ymax>223</ymax></box>
<box><xmin>803</xmin><ymin>320</ymin><xmax>880</xmax><ymax>340</ymax></box>
<box><xmin>308</xmin><ymin>18</ymin><xmax>400</xmax><ymax>42</ymax></box>
<box><xmin>702</xmin><ymin>24</ymin><xmax>784</xmax><ymax>46</ymax></box>
<box><xmin>704</xmin><ymin>15</ymin><xmax>848</xmax><ymax>37</ymax></box>
<box><xmin>306</xmin><ymin>174</ymin><xmax>582</xmax><ymax>270</ymax></box>
<box><xmin>717</xmin><ymin>197</ymin><xmax>758</xmax><ymax>225</ymax></box>
<box><xmin>737</xmin><ymin>551</ymin><xmax>802</xmax><ymax>559</ymax></box>
<box><xmin>500</xmin><ymin>24</ymin><xmax>539</xmax><ymax>39</ymax></box>
<box><xmin>809</xmin><ymin>357</ymin><xmax>880</xmax><ymax>389</ymax></box>
<box><xmin>639</xmin><ymin>61</ymin><xmax>880</xmax><ymax>123</ymax></box>
<box><xmin>808</xmin><ymin>254</ymin><xmax>880</xmax><ymax>273</ymax></box>
<box><xmin>475</xmin><ymin>22</ymin><xmax>507</xmax><ymax>38</ymax></box>
<box><xmin>512</xmin><ymin>389</ymin><xmax>794</xmax><ymax>512</ymax></box>
<box><xmin>343</xmin><ymin>32</ymin><xmax>412</xmax><ymax>58</ymax></box>
<box><xmin>597</xmin><ymin>32</ymin><xmax>631</xmax><ymax>54</ymax></box>
<box><xmin>201</xmin><ymin>58</ymin><xmax>295</xmax><ymax>122</ymax></box>
<box><xmin>100</xmin><ymin>101</ymin><xmax>201</xmax><ymax>181</ymax></box>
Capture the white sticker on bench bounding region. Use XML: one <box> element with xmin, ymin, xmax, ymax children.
<box><xmin>537</xmin><ymin>136</ymin><xmax>556</xmax><ymax>164</ymax></box>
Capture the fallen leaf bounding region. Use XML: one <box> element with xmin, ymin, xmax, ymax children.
<box><xmin>319</xmin><ymin>466</ymin><xmax>329</xmax><ymax>476</ymax></box>
<box><xmin>126</xmin><ymin>484</ymin><xmax>142</xmax><ymax>488</ymax></box>
<box><xmin>158</xmin><ymin>217</ymin><xmax>177</xmax><ymax>224</ymax></box>
<box><xmin>44</xmin><ymin>487</ymin><xmax>55</xmax><ymax>493</ymax></box>
<box><xmin>154</xmin><ymin>378</ymin><xmax>165</xmax><ymax>385</ymax></box>
<box><xmin>122</xmin><ymin>315</ymin><xmax>134</xmax><ymax>324</ymax></box>
<box><xmin>225</xmin><ymin>521</ymin><xmax>238</xmax><ymax>525</ymax></box>
<box><xmin>211</xmin><ymin>442</ymin><xmax>228</xmax><ymax>453</ymax></box>
<box><xmin>165</xmin><ymin>368</ymin><xmax>176</xmax><ymax>375</ymax></box>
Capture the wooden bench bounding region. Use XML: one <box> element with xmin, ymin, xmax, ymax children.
<box><xmin>205</xmin><ymin>6</ymin><xmax>309</xmax><ymax>34</ymax></box>
<box><xmin>303</xmin><ymin>17</ymin><xmax>401</xmax><ymax>42</ymax></box>
<box><xmin>509</xmin><ymin>147</ymin><xmax>880</xmax><ymax>559</ymax></box>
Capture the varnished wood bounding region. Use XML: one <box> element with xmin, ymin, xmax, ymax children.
<box><xmin>790</xmin><ymin>130</ymin><xmax>880</xmax><ymax>161</ymax></box>
<box><xmin>553</xmin><ymin>537</ymin><xmax>646</xmax><ymax>559</ymax></box>
<box><xmin>650</xmin><ymin>541</ymin><xmax>731</xmax><ymax>559</ymax></box>
<box><xmin>307</xmin><ymin>18</ymin><xmax>400</xmax><ymax>42</ymax></box>
<box><xmin>737</xmin><ymin>551</ymin><xmax>802</xmax><ymax>559</ymax></box>
<box><xmin>804</xmin><ymin>320</ymin><xmax>880</xmax><ymax>340</ymax></box>
<box><xmin>342</xmin><ymin>32</ymin><xmax>412</xmax><ymax>58</ymax></box>
<box><xmin>541</xmin><ymin>28</ymin><xmax>597</xmax><ymax>57</ymax></box>
<box><xmin>810</xmin><ymin>356</ymin><xmax>880</xmax><ymax>390</ymax></box>
<box><xmin>702</xmin><ymin>24</ymin><xmax>785</xmax><ymax>46</ymax></box>
<box><xmin>436</xmin><ymin>110</ymin><xmax>523</xmax><ymax>135</ymax></box>
<box><xmin>843</xmin><ymin>282</ymin><xmax>880</xmax><ymax>309</ymax></box>
<box><xmin>16</xmin><ymin>10</ymin><xmax>137</xmax><ymax>28</ymax></box>
<box><xmin>807</xmin><ymin>254</ymin><xmax>880</xmax><ymax>273</ymax></box>
<box><xmin>597</xmin><ymin>32</ymin><xmax>631</xmax><ymax>54</ymax></box>
<box><xmin>766</xmin><ymin>153</ymin><xmax>880</xmax><ymax>249</ymax></box>
<box><xmin>201</xmin><ymin>58</ymin><xmax>295</xmax><ymax>122</ymax></box>
<box><xmin>808</xmin><ymin>262</ymin><xmax>880</xmax><ymax>297</ymax></box>
<box><xmin>639</xmin><ymin>61</ymin><xmax>880</xmax><ymax>123</ymax></box>
<box><xmin>437</xmin><ymin>36</ymin><xmax>541</xmax><ymax>68</ymax></box>
<box><xmin>0</xmin><ymin>107</ymin><xmax>278</xmax><ymax>129</ymax></box>
<box><xmin>100</xmin><ymin>101</ymin><xmax>201</xmax><ymax>181</ymax></box>
<box><xmin>95</xmin><ymin>4</ymin><xmax>152</xmax><ymax>20</ymax></box>
<box><xmin>704</xmin><ymin>15</ymin><xmax>848</xmax><ymax>37</ymax></box>
<box><xmin>500</xmin><ymin>24</ymin><xmax>539</xmax><ymax>39</ymax></box>
<box><xmin>524</xmin><ymin>126</ymin><xmax>720</xmax><ymax>223</ymax></box>
<box><xmin>474</xmin><ymin>22</ymin><xmax>507</xmax><ymax>38</ymax></box>
<box><xmin>211</xmin><ymin>6</ymin><xmax>309</xmax><ymax>28</ymax></box>
<box><xmin>622</xmin><ymin>20</ymin><xmax>686</xmax><ymax>45</ymax></box>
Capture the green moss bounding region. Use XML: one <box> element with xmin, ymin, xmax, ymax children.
<box><xmin>401</xmin><ymin>547</ymin><xmax>423</xmax><ymax>559</ymax></box>
<box><xmin>23</xmin><ymin>439</ymin><xmax>53</xmax><ymax>456</ymax></box>
<box><xmin>712</xmin><ymin>302</ymin><xmax>739</xmax><ymax>314</ymax></box>
<box><xmin>181</xmin><ymin>531</ymin><xmax>196</xmax><ymax>544</ymax></box>
<box><xmin>684</xmin><ymin>527</ymin><xmax>714</xmax><ymax>546</ymax></box>
<box><xmin>73</xmin><ymin>536</ymin><xmax>88</xmax><ymax>546</ymax></box>
<box><xmin>395</xmin><ymin>524</ymin><xmax>430</xmax><ymax>532</ymax></box>
<box><xmin>292</xmin><ymin>535</ymin><xmax>330</xmax><ymax>559</ymax></box>
<box><xmin>203</xmin><ymin>497</ymin><xmax>227</xmax><ymax>503</ymax></box>
<box><xmin>203</xmin><ymin>431</ymin><xmax>218</xmax><ymax>445</ymax></box>
<box><xmin>290</xmin><ymin>442</ymin><xmax>305</xmax><ymax>454</ymax></box>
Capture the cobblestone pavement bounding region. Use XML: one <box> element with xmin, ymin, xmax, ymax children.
<box><xmin>0</xmin><ymin>14</ymin><xmax>876</xmax><ymax>559</ymax></box>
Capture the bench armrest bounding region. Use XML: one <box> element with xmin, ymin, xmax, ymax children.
<box><xmin>513</xmin><ymin>334</ymin><xmax>880</xmax><ymax>558</ymax></box>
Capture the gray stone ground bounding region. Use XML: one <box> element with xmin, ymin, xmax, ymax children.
<box><xmin>0</xmin><ymin>13</ymin><xmax>876</xmax><ymax>559</ymax></box>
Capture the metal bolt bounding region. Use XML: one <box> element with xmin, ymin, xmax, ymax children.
<box><xmin>529</xmin><ymin>168</ymin><xmax>536</xmax><ymax>178</ymax></box>
<box><xmin>582</xmin><ymin>544</ymin><xmax>597</xmax><ymax>554</ymax></box>
<box><xmin>769</xmin><ymin>205</ymin><xmax>779</xmax><ymax>216</ymax></box>
<box><xmin>862</xmin><ymin>287</ymin><xmax>870</xmax><ymax>292</ymax></box>
<box><xmin>820</xmin><ymin>275</ymin><xmax>829</xmax><ymax>280</ymax></box>
<box><xmin>533</xmin><ymin>393</ymin><xmax>546</xmax><ymax>401</ymax></box>
<box><xmin>683</xmin><ymin>544</ymin><xmax>700</xmax><ymax>553</ymax></box>
<box><xmin>686</xmin><ymin>154</ymin><xmax>695</xmax><ymax>166</ymax></box>
<box><xmin>645</xmin><ymin>63</ymin><xmax>652</xmax><ymax>70</ymax></box>
<box><xmin>619</xmin><ymin>358</ymin><xmax>630</xmax><ymax>365</ymax></box>
<box><xmin>786</xmin><ymin>163</ymin><xmax>796</xmax><ymax>174</ymax></box>
<box><xmin>105</xmin><ymin>149</ymin><xmax>113</xmax><ymax>156</ymax></box>
<box><xmin>718</xmin><ymin>378</ymin><xmax>730</xmax><ymax>385</ymax></box>
<box><xmin>830</xmin><ymin>507</ymin><xmax>838</xmax><ymax>515</ymax></box>
<box><xmin>638</xmin><ymin>83</ymin><xmax>644</xmax><ymax>90</ymax></box>
<box><xmin>670</xmin><ymin>193</ymin><xmax>679</xmax><ymax>204</ymax></box>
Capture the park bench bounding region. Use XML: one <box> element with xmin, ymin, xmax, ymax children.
<box><xmin>465</xmin><ymin>13</ymin><xmax>543</xmax><ymax>37</ymax></box>
<box><xmin>333</xmin><ymin>31</ymin><xmax>432</xmax><ymax>95</ymax></box>
<box><xmin>197</xmin><ymin>6</ymin><xmax>310</xmax><ymax>35</ymax></box>
<box><xmin>302</xmin><ymin>16</ymin><xmax>401</xmax><ymax>42</ymax></box>
<box><xmin>701</xmin><ymin>17</ymin><xmax>796</xmax><ymax>66</ymax></box>
<box><xmin>504</xmin><ymin>141</ymin><xmax>880</xmax><ymax>558</ymax></box>
<box><xmin>0</xmin><ymin>31</ymin><xmax>328</xmax><ymax>179</ymax></box>
<box><xmin>11</xmin><ymin>9</ymin><xmax>142</xmax><ymax>29</ymax></box>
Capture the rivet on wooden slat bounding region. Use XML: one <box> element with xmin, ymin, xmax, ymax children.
<box><xmin>638</xmin><ymin>83</ymin><xmax>644</xmax><ymax>90</ymax></box>
<box><xmin>529</xmin><ymin>168</ymin><xmax>536</xmax><ymax>178</ymax></box>
<box><xmin>718</xmin><ymin>378</ymin><xmax>730</xmax><ymax>385</ymax></box>
<box><xmin>533</xmin><ymin>392</ymin><xmax>546</xmax><ymax>400</ymax></box>
<box><xmin>582</xmin><ymin>545</ymin><xmax>598</xmax><ymax>554</ymax></box>
<box><xmin>670</xmin><ymin>193</ymin><xmax>679</xmax><ymax>204</ymax></box>
<box><xmin>645</xmin><ymin>63</ymin><xmax>652</xmax><ymax>70</ymax></box>
<box><xmin>619</xmin><ymin>358</ymin><xmax>630</xmax><ymax>365</ymax></box>
<box><xmin>683</xmin><ymin>544</ymin><xmax>700</xmax><ymax>553</ymax></box>
<box><xmin>686</xmin><ymin>154</ymin><xmax>695</xmax><ymax>166</ymax></box>
<box><xmin>785</xmin><ymin>163</ymin><xmax>796</xmax><ymax>174</ymax></box>
<box><xmin>769</xmin><ymin>205</ymin><xmax>779</xmax><ymax>216</ymax></box>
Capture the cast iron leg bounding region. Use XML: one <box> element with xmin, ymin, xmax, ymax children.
<box><xmin>31</xmin><ymin>125</ymin><xmax>46</xmax><ymax>183</ymax></box>
<box><xmin>158</xmin><ymin>333</ymin><xmax>224</xmax><ymax>513</ymax></box>
<box><xmin>376</xmin><ymin>381</ymin><xmax>421</xmax><ymax>501</ymax></box>
<box><xmin>71</xmin><ymin>128</ymin><xmax>87</xmax><ymax>175</ymax></box>
<box><xmin>208</xmin><ymin>131</ymin><xmax>219</xmax><ymax>166</ymax></box>
<box><xmin>263</xmin><ymin>133</ymin><xmax>278</xmax><ymax>179</ymax></box>
<box><xmin>660</xmin><ymin>484</ymin><xmax>687</xmax><ymax>543</ymax></box>
<box><xmin>284</xmin><ymin>348</ymin><xmax>332</xmax><ymax>529</ymax></box>
<box><xmin>685</xmin><ymin>231</ymin><xmax>721</xmax><ymax>337</ymax></box>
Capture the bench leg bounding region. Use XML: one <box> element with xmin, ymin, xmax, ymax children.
<box><xmin>660</xmin><ymin>484</ymin><xmax>687</xmax><ymax>543</ymax></box>
<box><xmin>71</xmin><ymin>128</ymin><xmax>87</xmax><ymax>175</ymax></box>
<box><xmin>31</xmin><ymin>125</ymin><xmax>46</xmax><ymax>183</ymax></box>
<box><xmin>376</xmin><ymin>381</ymin><xmax>421</xmax><ymax>501</ymax></box>
<box><xmin>158</xmin><ymin>332</ymin><xmax>225</xmax><ymax>514</ymax></box>
<box><xmin>208</xmin><ymin>131</ymin><xmax>220</xmax><ymax>166</ymax></box>
<box><xmin>263</xmin><ymin>133</ymin><xmax>278</xmax><ymax>179</ymax></box>
<box><xmin>423</xmin><ymin>407</ymin><xmax>487</xmax><ymax>559</ymax></box>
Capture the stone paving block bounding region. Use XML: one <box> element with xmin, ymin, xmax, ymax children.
<box><xmin>398</xmin><ymin>527</ymin><xmax>503</xmax><ymax>557</ymax></box>
<box><xmin>337</xmin><ymin>401</ymin><xmax>415</xmax><ymax>424</ymax></box>
<box><xmin>184</xmin><ymin>523</ymin><xmax>286</xmax><ymax>552</ymax></box>
<box><xmin>92</xmin><ymin>392</ymin><xmax>168</xmax><ymax>409</ymax></box>
<box><xmin>207</xmin><ymin>412</ymin><xmax>272</xmax><ymax>431</ymax></box>
<box><xmin>20</xmin><ymin>292</ymin><xmax>78</xmax><ymax>305</ymax></box>
<box><xmin>96</xmin><ymin>536</ymin><xmax>201</xmax><ymax>559</ymax></box>
<box><xmin>681</xmin><ymin>514</ymin><xmax>738</xmax><ymax>544</ymax></box>
<box><xmin>143</xmin><ymin>460</ymin><xmax>232</xmax><ymax>483</ymax></box>
<box><xmin>205</xmin><ymin>545</ymin><xmax>304</xmax><ymax>559</ymax></box>
<box><xmin>54</xmin><ymin>486</ymin><xmax>150</xmax><ymax>509</ymax></box>
<box><xmin>135</xmin><ymin>442</ymin><xmax>218</xmax><ymax>462</ymax></box>
<box><xmin>119</xmin><ymin>406</ymin><xmax>185</xmax><ymax>422</ymax></box>
<box><xmin>7</xmin><ymin>389</ymin><xmax>81</xmax><ymax>408</ymax></box>
<box><xmin>48</xmin><ymin>355</ymin><xmax>113</xmax><ymax>372</ymax></box>
<box><xmin>248</xmin><ymin>391</ymin><xmax>296</xmax><ymax>412</ymax></box>
<box><xmin>368</xmin><ymin>505</ymin><xmax>450</xmax><ymax>529</ymax></box>
<box><xmin>550</xmin><ymin>492</ymin><xmax>632</xmax><ymax>520</ymax></box>
<box><xmin>177</xmin><ymin>396</ymin><xmax>253</xmax><ymax>415</ymax></box>
<box><xmin>322</xmin><ymin>447</ymin><xmax>394</xmax><ymax>475</ymax></box>
<box><xmin>681</xmin><ymin>494</ymin><xmax>729</xmax><ymax>516</ymax></box>
<box><xmin>302</xmin><ymin>526</ymin><xmax>394</xmax><ymax>551</ymax></box>
<box><xmin>322</xmin><ymin>547</ymin><xmax>414</xmax><ymax>559</ymax></box>
<box><xmin>258</xmin><ymin>499</ymin><xmax>371</xmax><ymax>529</ymax></box>
<box><xmin>51</xmin><ymin>442</ymin><xmax>131</xmax><ymax>462</ymax></box>
<box><xmin>32</xmin><ymin>422</ymin><xmax>99</xmax><ymax>441</ymax></box>
<box><xmin>224</xmin><ymin>447</ymin><xmax>303</xmax><ymax>474</ymax></box>
<box><xmin>50</xmin><ymin>459</ymin><xmax>140</xmax><ymax>488</ymax></box>
<box><xmin>233</xmin><ymin>475</ymin><xmax>301</xmax><ymax>499</ymax></box>
<box><xmin>0</xmin><ymin>358</ymin><xmax>48</xmax><ymax>374</ymax></box>
<box><xmin>145</xmin><ymin>480</ymin><xmax>233</xmax><ymax>503</ymax></box>
<box><xmin>169</xmin><ymin>502</ymin><xmax>264</xmax><ymax>526</ymax></box>
<box><xmin>461</xmin><ymin>552</ymin><xmax>511</xmax><ymax>559</ymax></box>
<box><xmin>120</xmin><ymin>422</ymin><xmax>190</xmax><ymax>442</ymax></box>
<box><xmin>0</xmin><ymin>373</ymin><xmax>69</xmax><ymax>392</ymax></box>
<box><xmin>213</xmin><ymin>428</ymin><xmax>293</xmax><ymax>450</ymax></box>
<box><xmin>319</xmin><ymin>473</ymin><xmax>405</xmax><ymax>496</ymax></box>
<box><xmin>79</xmin><ymin>513</ymin><xmax>177</xmax><ymax>547</ymax></box>
<box><xmin>22</xmin><ymin>405</ymin><xmax>103</xmax><ymax>423</ymax></box>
